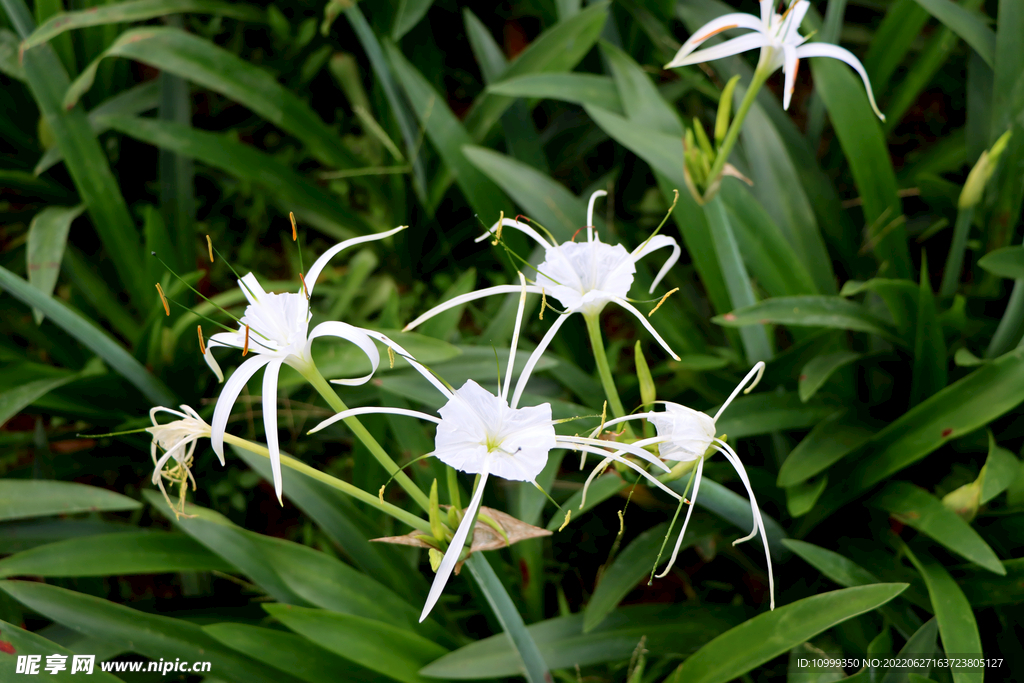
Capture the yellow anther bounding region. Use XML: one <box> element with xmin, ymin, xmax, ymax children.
<box><xmin>558</xmin><ymin>509</ymin><xmax>572</xmax><ymax>532</ymax></box>
<box><xmin>649</xmin><ymin>288</ymin><xmax>679</xmax><ymax>318</ymax></box>
<box><xmin>206</xmin><ymin>235</ymin><xmax>214</xmax><ymax>263</ymax></box>
<box><xmin>540</xmin><ymin>288</ymin><xmax>546</xmax><ymax>320</ymax></box>
<box><xmin>155</xmin><ymin>283</ymin><xmax>170</xmax><ymax>316</ymax></box>
<box><xmin>289</xmin><ymin>212</ymin><xmax>298</xmax><ymax>241</ymax></box>
<box><xmin>197</xmin><ymin>325</ymin><xmax>206</xmax><ymax>355</ymax></box>
<box><xmin>379</xmin><ymin>484</ymin><xmax>386</xmax><ymax>504</ymax></box>
<box><xmin>492</xmin><ymin>211</ymin><xmax>504</xmax><ymax>245</ymax></box>
<box><xmin>299</xmin><ymin>272</ymin><xmax>309</xmax><ymax>299</ymax></box>
<box><xmin>242</xmin><ymin>325</ymin><xmax>250</xmax><ymax>356</ymax></box>
<box><xmin>387</xmin><ymin>346</ymin><xmax>395</xmax><ymax>369</ymax></box>
<box><xmin>617</xmin><ymin>509</ymin><xmax>625</xmax><ymax>535</ymax></box>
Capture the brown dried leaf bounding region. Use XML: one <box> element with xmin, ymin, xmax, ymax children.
<box><xmin>371</xmin><ymin>506</ymin><xmax>552</xmax><ymax>574</ymax></box>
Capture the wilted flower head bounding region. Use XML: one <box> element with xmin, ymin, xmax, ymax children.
<box><xmin>666</xmin><ymin>0</ymin><xmax>883</xmax><ymax>119</ymax></box>
<box><xmin>203</xmin><ymin>226</ymin><xmax>405</xmax><ymax>504</ymax></box>
<box><xmin>147</xmin><ymin>405</ymin><xmax>211</xmax><ymax>518</ymax></box>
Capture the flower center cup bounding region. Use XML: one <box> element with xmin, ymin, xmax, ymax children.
<box><xmin>536</xmin><ymin>241</ymin><xmax>636</xmax><ymax>315</ymax></box>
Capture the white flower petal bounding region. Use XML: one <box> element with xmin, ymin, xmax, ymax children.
<box><xmin>403</xmin><ymin>284</ymin><xmax>544</xmax><ymax>332</ymax></box>
<box><xmin>510</xmin><ymin>311</ymin><xmax>571</xmax><ymax>409</ymax></box>
<box><xmin>304</xmin><ymin>225</ymin><xmax>407</xmax><ymax>296</ymax></box>
<box><xmin>307</xmin><ymin>321</ymin><xmax>379</xmax><ymax>386</ymax></box>
<box><xmin>655</xmin><ymin>455</ymin><xmax>703</xmax><ymax>578</ymax></box>
<box><xmin>665</xmin><ymin>12</ymin><xmax>767</xmax><ymax>68</ymax></box>
<box><xmin>782</xmin><ymin>43</ymin><xmax>799</xmax><ymax>111</ymax></box>
<box><xmin>609</xmin><ymin>296</ymin><xmax>680</xmax><ymax>361</ymax></box>
<box><xmin>419</xmin><ymin>468</ymin><xmax>489</xmax><ymax>623</ymax></box>
<box><xmin>795</xmin><ymin>42</ymin><xmax>885</xmax><ymax>121</ymax></box>
<box><xmin>475</xmin><ymin>218</ymin><xmax>555</xmax><ymax>250</ymax></box>
<box><xmin>203</xmin><ymin>331</ymin><xmax>244</xmax><ymax>383</ymax></box>
<box><xmin>237</xmin><ymin>273</ymin><xmax>267</xmax><ymax>307</ymax></box>
<box><xmin>563</xmin><ymin>443</ymin><xmax>679</xmax><ymax>500</ymax></box>
<box><xmin>262</xmin><ymin>359</ymin><xmax>284</xmax><ymax>504</ymax></box>
<box><xmin>309</xmin><ymin>406</ymin><xmax>441</xmax><ymax>435</ymax></box>
<box><xmin>503</xmin><ymin>273</ymin><xmax>530</xmax><ymax>402</ymax></box>
<box><xmin>586</xmin><ymin>190</ymin><xmax>606</xmax><ymax>242</ymax></box>
<box><xmin>631</xmin><ymin>234</ymin><xmax>681</xmax><ymax>294</ymax></box>
<box><xmin>667</xmin><ymin>31</ymin><xmax>771</xmax><ymax>69</ymax></box>
<box><xmin>210</xmin><ymin>355</ymin><xmax>272</xmax><ymax>465</ymax></box>
<box><xmin>782</xmin><ymin>1</ymin><xmax>811</xmax><ymax>44</ymax></box>
<box><xmin>647</xmin><ymin>402</ymin><xmax>716</xmax><ymax>461</ymax></box>
<box><xmin>536</xmin><ymin>241</ymin><xmax>634</xmax><ymax>314</ymax></box>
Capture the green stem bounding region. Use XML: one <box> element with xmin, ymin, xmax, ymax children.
<box><xmin>987</xmin><ymin>279</ymin><xmax>1024</xmax><ymax>357</ymax></box>
<box><xmin>302</xmin><ymin>366</ymin><xmax>431</xmax><ymax>513</ymax></box>
<box><xmin>584</xmin><ymin>313</ymin><xmax>634</xmax><ymax>437</ymax></box>
<box><xmin>705</xmin><ymin>63</ymin><xmax>771</xmax><ymax>188</ymax></box>
<box><xmin>939</xmin><ymin>205</ymin><xmax>976</xmax><ymax>297</ymax></box>
<box><xmin>221</xmin><ymin>432</ymin><xmax>430</xmax><ymax>533</ymax></box>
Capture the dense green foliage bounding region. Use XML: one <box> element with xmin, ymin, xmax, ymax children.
<box><xmin>1</xmin><ymin>0</ymin><xmax>1023</xmax><ymax>681</ymax></box>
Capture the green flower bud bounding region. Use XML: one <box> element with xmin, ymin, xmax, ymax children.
<box><xmin>959</xmin><ymin>130</ymin><xmax>1012</xmax><ymax>209</ymax></box>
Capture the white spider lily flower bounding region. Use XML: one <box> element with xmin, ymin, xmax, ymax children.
<box><xmin>203</xmin><ymin>226</ymin><xmax>406</xmax><ymax>503</ymax></box>
<box><xmin>310</xmin><ymin>275</ymin><xmax>679</xmax><ymax>622</ymax></box>
<box><xmin>593</xmin><ymin>362</ymin><xmax>775</xmax><ymax>609</ymax></box>
<box><xmin>667</xmin><ymin>0</ymin><xmax>884</xmax><ymax>120</ymax></box>
<box><xmin>403</xmin><ymin>191</ymin><xmax>680</xmax><ymax>407</ymax></box>
<box><xmin>147</xmin><ymin>405</ymin><xmax>211</xmax><ymax>515</ymax></box>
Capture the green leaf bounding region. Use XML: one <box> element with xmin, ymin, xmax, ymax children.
<box><xmin>203</xmin><ymin>623</ymin><xmax>380</xmax><ymax>683</ymax></box>
<box><xmin>812</xmin><ymin>58</ymin><xmax>912</xmax><ymax>278</ymax></box>
<box><xmin>881</xmin><ymin>618</ymin><xmax>940</xmax><ymax>683</ymax></box>
<box><xmin>785</xmin><ymin>475</ymin><xmax>828</xmax><ymax>517</ymax></box>
<box><xmin>0</xmin><ymin>371</ymin><xmax>82</xmax><ymax>428</ymax></box>
<box><xmin>0</xmin><ymin>580</ymin><xmax>301</xmax><ymax>683</ymax></box>
<box><xmin>463</xmin><ymin>145</ymin><xmax>583</xmax><ymax>240</ymax></box>
<box><xmin>0</xmin><ymin>532</ymin><xmax>232</xmax><ymax>578</ymax></box>
<box><xmin>0</xmin><ymin>28</ymin><xmax>23</xmax><ymax>80</ymax></box>
<box><xmin>777</xmin><ymin>410</ymin><xmax>873</xmax><ymax>486</ymax></box>
<box><xmin>101</xmin><ymin>115</ymin><xmax>373</xmax><ymax>239</ymax></box>
<box><xmin>955</xmin><ymin>557</ymin><xmax>1024</xmax><ymax>607</ymax></box>
<box><xmin>15</xmin><ymin>25</ymin><xmax>147</xmax><ymax>302</ymax></box>
<box><xmin>420</xmin><ymin>603</ymin><xmax>739</xmax><ymax>679</ymax></box>
<box><xmin>903</xmin><ymin>545</ymin><xmax>984</xmax><ymax>683</ymax></box>
<box><xmin>782</xmin><ymin>539</ymin><xmax>922</xmax><ymax>638</ymax></box>
<box><xmin>670</xmin><ymin>584</ymin><xmax>908</xmax><ymax>683</ymax></box>
<box><xmin>0</xmin><ymin>619</ymin><xmax>125</xmax><ymax>683</ymax></box>
<box><xmin>911</xmin><ymin>259</ymin><xmax>947</xmax><ymax>406</ymax></box>
<box><xmin>716</xmin><ymin>392</ymin><xmax>838</xmax><ymax>440</ymax></box>
<box><xmin>911</xmin><ymin>0</ymin><xmax>995</xmax><ymax>67</ymax></box>
<box><xmin>0</xmin><ymin>264</ymin><xmax>175</xmax><ymax>406</ymax></box>
<box><xmin>464</xmin><ymin>2</ymin><xmax>609</xmax><ymax>141</ymax></box>
<box><xmin>841</xmin><ymin>278</ymin><xmax>920</xmax><ymax>341</ymax></box>
<box><xmin>65</xmin><ymin>27</ymin><xmax>356</xmax><ymax>171</ymax></box>
<box><xmin>815</xmin><ymin>346</ymin><xmax>1024</xmax><ymax>515</ymax></box>
<box><xmin>385</xmin><ymin>44</ymin><xmax>508</xmax><ymax>223</ymax></box>
<box><xmin>22</xmin><ymin>0</ymin><xmax>263</xmax><ymax>49</ymax></box>
<box><xmin>0</xmin><ymin>480</ymin><xmax>140</xmax><ymax>522</ymax></box>
<box><xmin>26</xmin><ymin>205</ymin><xmax>84</xmax><ymax>325</ymax></box>
<box><xmin>979</xmin><ymin>432</ymin><xmax>1018</xmax><ymax>504</ymax></box>
<box><xmin>869</xmin><ymin>482</ymin><xmax>1004</xmax><ymax>574</ymax></box>
<box><xmin>391</xmin><ymin>0</ymin><xmax>432</xmax><ymax>39</ymax></box>
<box><xmin>0</xmin><ymin>520</ymin><xmax>139</xmax><ymax>554</ymax></box>
<box><xmin>265</xmin><ymin>604</ymin><xmax>447</xmax><ymax>683</ymax></box>
<box><xmin>464</xmin><ymin>553</ymin><xmax>550</xmax><ymax>683</ymax></box>
<box><xmin>713</xmin><ymin>296</ymin><xmax>902</xmax><ymax>344</ymax></box>
<box><xmin>487</xmin><ymin>73</ymin><xmax>623</xmax><ymax>113</ymax></box>
<box><xmin>799</xmin><ymin>351</ymin><xmax>863</xmax><ymax>403</ymax></box>
<box><xmin>864</xmin><ymin>0</ymin><xmax>931</xmax><ymax>90</ymax></box>
<box><xmin>583</xmin><ymin>522</ymin><xmax>665</xmax><ymax>632</ymax></box>
<box><xmin>978</xmin><ymin>246</ymin><xmax>1024</xmax><ymax>279</ymax></box>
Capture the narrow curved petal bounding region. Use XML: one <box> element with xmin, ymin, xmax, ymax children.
<box><xmin>237</xmin><ymin>273</ymin><xmax>267</xmax><ymax>307</ymax></box>
<box><xmin>782</xmin><ymin>44</ymin><xmax>798</xmax><ymax>111</ymax></box>
<box><xmin>475</xmin><ymin>218</ymin><xmax>554</xmax><ymax>250</ymax></box>
<box><xmin>203</xmin><ymin>332</ymin><xmax>243</xmax><ymax>383</ymax></box>
<box><xmin>149</xmin><ymin>406</ymin><xmax>187</xmax><ymax>423</ymax></box>
<box><xmin>588</xmin><ymin>413</ymin><xmax>650</xmax><ymax>435</ymax></box>
<box><xmin>503</xmin><ymin>273</ymin><xmax>530</xmax><ymax>402</ymax></box>
<box><xmin>631</xmin><ymin>235</ymin><xmax>681</xmax><ymax>293</ymax></box>
<box><xmin>609</xmin><ymin>296</ymin><xmax>680</xmax><ymax>361</ymax></box>
<box><xmin>712</xmin><ymin>361</ymin><xmax>765</xmax><ymax>422</ymax></box>
<box><xmin>760</xmin><ymin>0</ymin><xmax>772</xmax><ymax>24</ymax></box>
<box><xmin>261</xmin><ymin>360</ymin><xmax>284</xmax><ymax>504</ymax></box>
<box><xmin>310</xmin><ymin>406</ymin><xmax>442</xmax><ymax>434</ymax></box>
<box><xmin>561</xmin><ymin>435</ymin><xmax>670</xmax><ymax>473</ymax></box>
<box><xmin>586</xmin><ymin>190</ymin><xmax>607</xmax><ymax>242</ymax></box>
<box><xmin>667</xmin><ymin>31</ymin><xmax>770</xmax><ymax>69</ymax></box>
<box><xmin>655</xmin><ymin>455</ymin><xmax>703</xmax><ymax>578</ymax></box>
<box><xmin>210</xmin><ymin>355</ymin><xmax>272</xmax><ymax>464</ymax></box>
<box><xmin>509</xmin><ymin>311</ymin><xmax>571</xmax><ymax>409</ymax></box>
<box><xmin>365</xmin><ymin>330</ymin><xmax>455</xmax><ymax>401</ymax></box>
<box><xmin>782</xmin><ymin>1</ymin><xmax>811</xmax><ymax>44</ymax></box>
<box><xmin>403</xmin><ymin>284</ymin><xmax>544</xmax><ymax>332</ymax></box>
<box><xmin>420</xmin><ymin>468</ymin><xmax>489</xmax><ymax>622</ymax></box>
<box><xmin>715</xmin><ymin>439</ymin><xmax>774</xmax><ymax>609</ymax></box>
<box><xmin>564</xmin><ymin>443</ymin><xmax>680</xmax><ymax>500</ymax></box>
<box><xmin>795</xmin><ymin>42</ymin><xmax>885</xmax><ymax>120</ymax></box>
<box><xmin>307</xmin><ymin>321</ymin><xmax>379</xmax><ymax>386</ymax></box>
<box><xmin>305</xmin><ymin>225</ymin><xmax>408</xmax><ymax>296</ymax></box>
